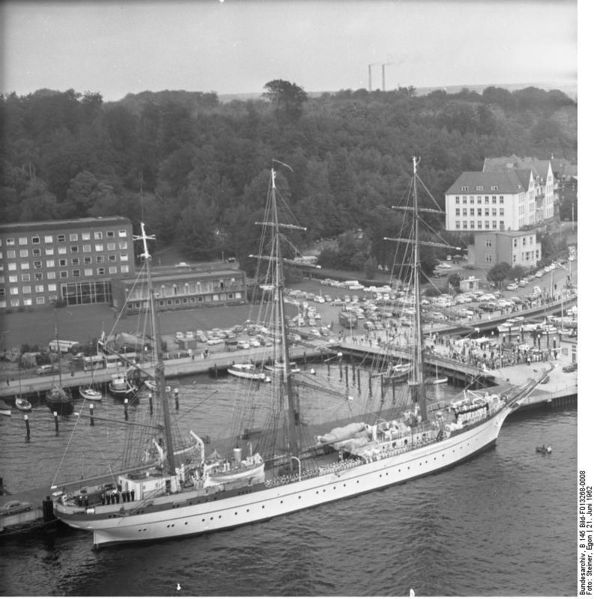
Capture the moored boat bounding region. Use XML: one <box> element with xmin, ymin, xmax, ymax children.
<box><xmin>263</xmin><ymin>360</ymin><xmax>300</xmax><ymax>374</ymax></box>
<box><xmin>79</xmin><ymin>386</ymin><xmax>103</xmax><ymax>402</ymax></box>
<box><xmin>380</xmin><ymin>363</ymin><xmax>411</xmax><ymax>384</ymax></box>
<box><xmin>15</xmin><ymin>397</ymin><xmax>32</xmax><ymax>412</ymax></box>
<box><xmin>107</xmin><ymin>374</ymin><xmax>137</xmax><ymax>401</ymax></box>
<box><xmin>227</xmin><ymin>363</ymin><xmax>271</xmax><ymax>382</ymax></box>
<box><xmin>0</xmin><ymin>400</ymin><xmax>11</xmax><ymax>417</ymax></box>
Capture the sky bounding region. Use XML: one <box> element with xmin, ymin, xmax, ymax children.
<box><xmin>0</xmin><ymin>0</ymin><xmax>578</xmax><ymax>101</ymax></box>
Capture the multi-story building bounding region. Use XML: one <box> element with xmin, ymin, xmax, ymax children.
<box><xmin>111</xmin><ymin>263</ymin><xmax>247</xmax><ymax>314</ymax></box>
<box><xmin>0</xmin><ymin>216</ymin><xmax>134</xmax><ymax>310</ymax></box>
<box><xmin>551</xmin><ymin>158</ymin><xmax>578</xmax><ymax>221</ymax></box>
<box><xmin>468</xmin><ymin>230</ymin><xmax>541</xmax><ymax>270</ymax></box>
<box><xmin>482</xmin><ymin>156</ymin><xmax>555</xmax><ymax>223</ymax></box>
<box><xmin>444</xmin><ymin>170</ymin><xmax>535</xmax><ymax>232</ymax></box>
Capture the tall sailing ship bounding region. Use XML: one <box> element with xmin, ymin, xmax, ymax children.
<box><xmin>51</xmin><ymin>160</ymin><xmax>550</xmax><ymax>549</ymax></box>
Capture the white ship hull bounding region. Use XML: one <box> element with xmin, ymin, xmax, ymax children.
<box><xmin>227</xmin><ymin>365</ymin><xmax>270</xmax><ymax>382</ymax></box>
<box><xmin>57</xmin><ymin>405</ymin><xmax>511</xmax><ymax>548</ymax></box>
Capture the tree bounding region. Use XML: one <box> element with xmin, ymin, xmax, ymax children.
<box><xmin>447</xmin><ymin>272</ymin><xmax>461</xmax><ymax>292</ymax></box>
<box><xmin>487</xmin><ymin>262</ymin><xmax>511</xmax><ymax>289</ymax></box>
<box><xmin>364</xmin><ymin>256</ymin><xmax>378</xmax><ymax>279</ymax></box>
<box><xmin>507</xmin><ymin>265</ymin><xmax>526</xmax><ymax>281</ymax></box>
<box><xmin>262</xmin><ymin>79</ymin><xmax>308</xmax><ymax>122</ymax></box>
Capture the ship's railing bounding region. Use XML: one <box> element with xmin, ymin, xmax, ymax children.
<box><xmin>264</xmin><ymin>457</ymin><xmax>364</xmax><ymax>488</ymax></box>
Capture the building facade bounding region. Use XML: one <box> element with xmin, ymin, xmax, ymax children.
<box><xmin>482</xmin><ymin>156</ymin><xmax>555</xmax><ymax>223</ymax></box>
<box><xmin>111</xmin><ymin>263</ymin><xmax>247</xmax><ymax>313</ymax></box>
<box><xmin>0</xmin><ymin>216</ymin><xmax>134</xmax><ymax>310</ymax></box>
<box><xmin>444</xmin><ymin>170</ymin><xmax>535</xmax><ymax>232</ymax></box>
<box><xmin>468</xmin><ymin>230</ymin><xmax>541</xmax><ymax>270</ymax></box>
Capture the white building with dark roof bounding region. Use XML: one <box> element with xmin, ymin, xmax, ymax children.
<box><xmin>444</xmin><ymin>169</ymin><xmax>535</xmax><ymax>232</ymax></box>
<box><xmin>482</xmin><ymin>155</ymin><xmax>555</xmax><ymax>222</ymax></box>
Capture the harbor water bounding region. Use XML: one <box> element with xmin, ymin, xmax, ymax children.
<box><xmin>0</xmin><ymin>373</ymin><xmax>577</xmax><ymax>596</ymax></box>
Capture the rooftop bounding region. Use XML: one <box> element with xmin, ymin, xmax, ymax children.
<box><xmin>0</xmin><ymin>216</ymin><xmax>132</xmax><ymax>234</ymax></box>
<box><xmin>445</xmin><ymin>170</ymin><xmax>532</xmax><ymax>195</ymax></box>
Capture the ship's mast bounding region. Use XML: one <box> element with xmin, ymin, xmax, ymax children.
<box><xmin>409</xmin><ymin>157</ymin><xmax>427</xmax><ymax>420</ymax></box>
<box><xmin>135</xmin><ymin>222</ymin><xmax>176</xmax><ymax>476</ymax></box>
<box><xmin>270</xmin><ymin>168</ymin><xmax>300</xmax><ymax>457</ymax></box>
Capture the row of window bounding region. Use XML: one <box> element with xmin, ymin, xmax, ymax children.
<box><xmin>127</xmin><ymin>279</ymin><xmax>239</xmax><ymax>300</ymax></box>
<box><xmin>0</xmin><ymin>297</ymin><xmax>55</xmax><ymax>308</ymax></box>
<box><xmin>0</xmin><ymin>229</ymin><xmax>128</xmax><ymax>247</ymax></box>
<box><xmin>0</xmin><ymin>242</ymin><xmax>128</xmax><ymax>260</ymax></box>
<box><xmin>455</xmin><ymin>208</ymin><xmax>504</xmax><ymax>217</ymax></box>
<box><xmin>1</xmin><ymin>265</ymin><xmax>129</xmax><ymax>287</ymax></box>
<box><xmin>459</xmin><ymin>185</ymin><xmax>500</xmax><ymax>192</ymax></box>
<box><xmin>513</xmin><ymin>236</ymin><xmax>536</xmax><ymax>247</ymax></box>
<box><xmin>3</xmin><ymin>254</ymin><xmax>129</xmax><ymax>272</ymax></box>
<box><xmin>2</xmin><ymin>283</ymin><xmax>58</xmax><ymax>295</ymax></box>
<box><xmin>517</xmin><ymin>250</ymin><xmax>540</xmax><ymax>261</ymax></box>
<box><xmin>127</xmin><ymin>292</ymin><xmax>242</xmax><ymax>311</ymax></box>
<box><xmin>455</xmin><ymin>221</ymin><xmax>505</xmax><ymax>230</ymax></box>
<box><xmin>454</xmin><ymin>195</ymin><xmax>504</xmax><ymax>204</ymax></box>
<box><xmin>481</xmin><ymin>250</ymin><xmax>540</xmax><ymax>265</ymax></box>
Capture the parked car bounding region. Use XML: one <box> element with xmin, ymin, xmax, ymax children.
<box><xmin>562</xmin><ymin>362</ymin><xmax>577</xmax><ymax>373</ymax></box>
<box><xmin>36</xmin><ymin>364</ymin><xmax>59</xmax><ymax>376</ymax></box>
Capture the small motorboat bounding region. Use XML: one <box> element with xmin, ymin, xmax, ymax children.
<box><xmin>108</xmin><ymin>373</ymin><xmax>138</xmax><ymax>401</ymax></box>
<box><xmin>536</xmin><ymin>444</ymin><xmax>552</xmax><ymax>455</ymax></box>
<box><xmin>15</xmin><ymin>396</ymin><xmax>32</xmax><ymax>412</ymax></box>
<box><xmin>228</xmin><ymin>363</ymin><xmax>271</xmax><ymax>382</ymax></box>
<box><xmin>79</xmin><ymin>386</ymin><xmax>103</xmax><ymax>402</ymax></box>
<box><xmin>380</xmin><ymin>363</ymin><xmax>411</xmax><ymax>385</ymax></box>
<box><xmin>427</xmin><ymin>377</ymin><xmax>448</xmax><ymax>385</ymax></box>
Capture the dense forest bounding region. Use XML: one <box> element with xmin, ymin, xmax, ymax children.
<box><xmin>0</xmin><ymin>82</ymin><xmax>577</xmax><ymax>273</ymax></box>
